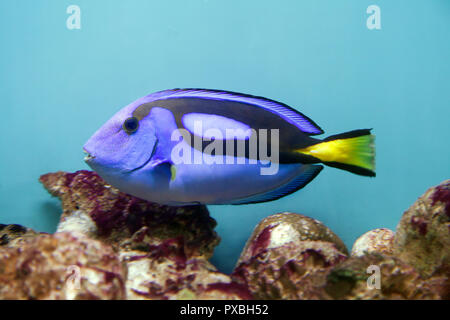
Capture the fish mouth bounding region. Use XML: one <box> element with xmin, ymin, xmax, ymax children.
<box><xmin>83</xmin><ymin>148</ymin><xmax>96</xmax><ymax>162</ymax></box>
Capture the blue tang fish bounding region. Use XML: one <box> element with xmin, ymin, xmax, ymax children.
<box><xmin>84</xmin><ymin>89</ymin><xmax>375</xmax><ymax>206</ymax></box>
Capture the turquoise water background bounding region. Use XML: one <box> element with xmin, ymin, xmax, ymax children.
<box><xmin>1</xmin><ymin>0</ymin><xmax>449</xmax><ymax>273</ymax></box>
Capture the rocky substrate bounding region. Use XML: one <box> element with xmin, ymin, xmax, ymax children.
<box><xmin>0</xmin><ymin>170</ymin><xmax>448</xmax><ymax>299</ymax></box>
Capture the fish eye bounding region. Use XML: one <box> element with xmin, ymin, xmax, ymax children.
<box><xmin>123</xmin><ymin>117</ymin><xmax>139</xmax><ymax>134</ymax></box>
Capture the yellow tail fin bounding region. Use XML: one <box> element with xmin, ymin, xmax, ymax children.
<box><xmin>297</xmin><ymin>129</ymin><xmax>376</xmax><ymax>177</ymax></box>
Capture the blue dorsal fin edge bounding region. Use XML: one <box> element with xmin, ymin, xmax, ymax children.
<box><xmin>227</xmin><ymin>165</ymin><xmax>323</xmax><ymax>205</ymax></box>
<box><xmin>145</xmin><ymin>88</ymin><xmax>324</xmax><ymax>135</ymax></box>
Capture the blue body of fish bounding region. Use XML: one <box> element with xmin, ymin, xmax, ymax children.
<box><xmin>84</xmin><ymin>89</ymin><xmax>375</xmax><ymax>205</ymax></box>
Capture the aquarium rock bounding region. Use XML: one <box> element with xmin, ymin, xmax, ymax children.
<box><xmin>232</xmin><ymin>212</ymin><xmax>348</xmax><ymax>299</ymax></box>
<box><xmin>0</xmin><ymin>223</ymin><xmax>41</xmax><ymax>248</ymax></box>
<box><xmin>36</xmin><ymin>170</ymin><xmax>253</xmax><ymax>300</ymax></box>
<box><xmin>236</xmin><ymin>212</ymin><xmax>348</xmax><ymax>266</ymax></box>
<box><xmin>324</xmin><ymin>253</ymin><xmax>447</xmax><ymax>299</ymax></box>
<box><xmin>122</xmin><ymin>237</ymin><xmax>252</xmax><ymax>300</ymax></box>
<box><xmin>1</xmin><ymin>172</ymin><xmax>447</xmax><ymax>300</ymax></box>
<box><xmin>0</xmin><ymin>232</ymin><xmax>126</xmax><ymax>299</ymax></box>
<box><xmin>351</xmin><ymin>228</ymin><xmax>395</xmax><ymax>257</ymax></box>
<box><xmin>39</xmin><ymin>170</ymin><xmax>220</xmax><ymax>259</ymax></box>
<box><xmin>393</xmin><ymin>179</ymin><xmax>450</xmax><ymax>278</ymax></box>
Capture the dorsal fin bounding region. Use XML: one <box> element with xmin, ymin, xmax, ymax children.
<box><xmin>144</xmin><ymin>89</ymin><xmax>324</xmax><ymax>135</ymax></box>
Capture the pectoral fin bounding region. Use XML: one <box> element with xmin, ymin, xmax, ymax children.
<box><xmin>150</xmin><ymin>159</ymin><xmax>176</xmax><ymax>182</ymax></box>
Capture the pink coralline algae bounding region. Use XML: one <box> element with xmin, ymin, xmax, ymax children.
<box><xmin>431</xmin><ymin>182</ymin><xmax>450</xmax><ymax>218</ymax></box>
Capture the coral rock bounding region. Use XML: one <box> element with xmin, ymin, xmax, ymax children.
<box><xmin>39</xmin><ymin>170</ymin><xmax>219</xmax><ymax>259</ymax></box>
<box><xmin>393</xmin><ymin>180</ymin><xmax>450</xmax><ymax>278</ymax></box>
<box><xmin>0</xmin><ymin>232</ymin><xmax>126</xmax><ymax>300</ymax></box>
<box><xmin>38</xmin><ymin>171</ymin><xmax>252</xmax><ymax>300</ymax></box>
<box><xmin>232</xmin><ymin>213</ymin><xmax>348</xmax><ymax>299</ymax></box>
<box><xmin>237</xmin><ymin>212</ymin><xmax>348</xmax><ymax>266</ymax></box>
<box><xmin>324</xmin><ymin>254</ymin><xmax>447</xmax><ymax>300</ymax></box>
<box><xmin>351</xmin><ymin>228</ymin><xmax>395</xmax><ymax>257</ymax></box>
<box><xmin>122</xmin><ymin>237</ymin><xmax>252</xmax><ymax>300</ymax></box>
<box><xmin>0</xmin><ymin>224</ymin><xmax>41</xmax><ymax>248</ymax></box>
<box><xmin>233</xmin><ymin>240</ymin><xmax>346</xmax><ymax>299</ymax></box>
